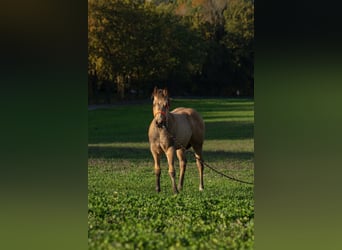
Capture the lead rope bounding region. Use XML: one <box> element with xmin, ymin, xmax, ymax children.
<box><xmin>162</xmin><ymin>125</ymin><xmax>254</xmax><ymax>185</ymax></box>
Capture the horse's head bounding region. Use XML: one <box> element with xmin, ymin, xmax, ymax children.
<box><xmin>152</xmin><ymin>87</ymin><xmax>170</xmax><ymax>128</ymax></box>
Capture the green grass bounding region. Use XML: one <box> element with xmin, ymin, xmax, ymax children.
<box><xmin>88</xmin><ymin>98</ymin><xmax>254</xmax><ymax>249</ymax></box>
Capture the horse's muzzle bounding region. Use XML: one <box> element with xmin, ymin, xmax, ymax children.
<box><xmin>156</xmin><ymin>120</ymin><xmax>166</xmax><ymax>128</ymax></box>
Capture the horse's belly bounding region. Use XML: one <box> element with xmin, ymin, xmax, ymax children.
<box><xmin>174</xmin><ymin>124</ymin><xmax>192</xmax><ymax>147</ymax></box>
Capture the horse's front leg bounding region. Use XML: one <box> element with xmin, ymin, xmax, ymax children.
<box><xmin>176</xmin><ymin>149</ymin><xmax>187</xmax><ymax>191</ymax></box>
<box><xmin>152</xmin><ymin>151</ymin><xmax>161</xmax><ymax>192</ymax></box>
<box><xmin>166</xmin><ymin>147</ymin><xmax>178</xmax><ymax>194</ymax></box>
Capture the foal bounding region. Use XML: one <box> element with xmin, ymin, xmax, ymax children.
<box><xmin>148</xmin><ymin>87</ymin><xmax>205</xmax><ymax>194</ymax></box>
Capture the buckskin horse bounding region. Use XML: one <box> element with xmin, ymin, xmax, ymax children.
<box><xmin>148</xmin><ymin>87</ymin><xmax>205</xmax><ymax>194</ymax></box>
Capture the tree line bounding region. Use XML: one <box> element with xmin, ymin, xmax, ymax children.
<box><xmin>88</xmin><ymin>0</ymin><xmax>254</xmax><ymax>103</ymax></box>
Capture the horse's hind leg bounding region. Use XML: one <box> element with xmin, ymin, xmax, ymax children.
<box><xmin>176</xmin><ymin>149</ymin><xmax>187</xmax><ymax>191</ymax></box>
<box><xmin>193</xmin><ymin>145</ymin><xmax>204</xmax><ymax>191</ymax></box>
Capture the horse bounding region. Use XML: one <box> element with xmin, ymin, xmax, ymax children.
<box><xmin>148</xmin><ymin>87</ymin><xmax>205</xmax><ymax>194</ymax></box>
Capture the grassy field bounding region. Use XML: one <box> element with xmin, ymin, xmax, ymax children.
<box><xmin>88</xmin><ymin>98</ymin><xmax>254</xmax><ymax>249</ymax></box>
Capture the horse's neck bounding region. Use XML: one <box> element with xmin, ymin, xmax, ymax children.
<box><xmin>166</xmin><ymin>112</ymin><xmax>176</xmax><ymax>130</ymax></box>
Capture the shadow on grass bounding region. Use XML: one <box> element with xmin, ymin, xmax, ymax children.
<box><xmin>88</xmin><ymin>146</ymin><xmax>253</xmax><ymax>162</ymax></box>
<box><xmin>172</xmin><ymin>99</ymin><xmax>254</xmax><ymax>113</ymax></box>
<box><xmin>203</xmin><ymin>150</ymin><xmax>253</xmax><ymax>162</ymax></box>
<box><xmin>88</xmin><ymin>121</ymin><xmax>253</xmax><ymax>144</ymax></box>
<box><xmin>205</xmin><ymin>121</ymin><xmax>254</xmax><ymax>140</ymax></box>
<box><xmin>204</xmin><ymin>115</ymin><xmax>254</xmax><ymax>120</ymax></box>
<box><xmin>88</xmin><ymin>99</ymin><xmax>254</xmax><ymax>144</ymax></box>
<box><xmin>198</xmin><ymin>104</ymin><xmax>254</xmax><ymax>112</ymax></box>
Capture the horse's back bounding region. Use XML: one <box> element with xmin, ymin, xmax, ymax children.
<box><xmin>171</xmin><ymin>107</ymin><xmax>205</xmax><ymax>145</ymax></box>
<box><xmin>171</xmin><ymin>107</ymin><xmax>204</xmax><ymax>128</ymax></box>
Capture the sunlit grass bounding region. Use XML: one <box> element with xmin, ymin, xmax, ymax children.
<box><xmin>88</xmin><ymin>98</ymin><xmax>254</xmax><ymax>249</ymax></box>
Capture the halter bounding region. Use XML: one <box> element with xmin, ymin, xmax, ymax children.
<box><xmin>153</xmin><ymin>102</ymin><xmax>169</xmax><ymax>117</ymax></box>
<box><xmin>153</xmin><ymin>110</ymin><xmax>167</xmax><ymax>117</ymax></box>
<box><xmin>153</xmin><ymin>103</ymin><xmax>169</xmax><ymax>128</ymax></box>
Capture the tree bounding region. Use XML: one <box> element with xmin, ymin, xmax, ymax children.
<box><xmin>223</xmin><ymin>0</ymin><xmax>254</xmax><ymax>95</ymax></box>
<box><xmin>88</xmin><ymin>0</ymin><xmax>254</xmax><ymax>102</ymax></box>
<box><xmin>88</xmin><ymin>0</ymin><xmax>206</xmax><ymax>100</ymax></box>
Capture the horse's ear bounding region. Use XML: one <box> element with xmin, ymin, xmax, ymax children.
<box><xmin>163</xmin><ymin>88</ymin><xmax>168</xmax><ymax>97</ymax></box>
<box><xmin>153</xmin><ymin>86</ymin><xmax>158</xmax><ymax>96</ymax></box>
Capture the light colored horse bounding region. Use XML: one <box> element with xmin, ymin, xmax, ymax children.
<box><xmin>148</xmin><ymin>87</ymin><xmax>205</xmax><ymax>193</ymax></box>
